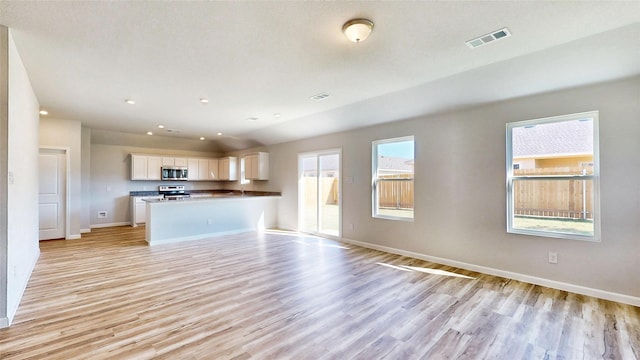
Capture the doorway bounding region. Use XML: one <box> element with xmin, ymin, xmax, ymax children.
<box><xmin>298</xmin><ymin>150</ymin><xmax>341</xmax><ymax>237</ymax></box>
<box><xmin>39</xmin><ymin>148</ymin><xmax>67</xmax><ymax>240</ymax></box>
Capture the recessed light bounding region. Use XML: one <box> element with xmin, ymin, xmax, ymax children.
<box><xmin>247</xmin><ymin>117</ymin><xmax>259</xmax><ymax>121</ymax></box>
<box><xmin>274</xmin><ymin>113</ymin><xmax>281</xmax><ymax>118</ymax></box>
<box><xmin>39</xmin><ymin>110</ymin><xmax>48</xmax><ymax>115</ymax></box>
<box><xmin>146</xmin><ymin>131</ymin><xmax>153</xmax><ymax>135</ymax></box>
<box><xmin>158</xmin><ymin>125</ymin><xmax>165</xmax><ymax>129</ymax></box>
<box><xmin>125</xmin><ymin>99</ymin><xmax>136</xmax><ymax>105</ymax></box>
<box><xmin>217</xmin><ymin>132</ymin><xmax>223</xmax><ymax>136</ymax></box>
<box><xmin>200</xmin><ymin>137</ymin><xmax>205</xmax><ymax>141</ymax></box>
<box><xmin>200</xmin><ymin>98</ymin><xmax>209</xmax><ymax>104</ymax></box>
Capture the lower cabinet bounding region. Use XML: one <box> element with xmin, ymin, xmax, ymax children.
<box><xmin>131</xmin><ymin>196</ymin><xmax>163</xmax><ymax>226</ymax></box>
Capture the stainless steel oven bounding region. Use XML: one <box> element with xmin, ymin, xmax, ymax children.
<box><xmin>158</xmin><ymin>185</ymin><xmax>190</xmax><ymax>200</ymax></box>
<box><xmin>161</xmin><ymin>166</ymin><xmax>188</xmax><ymax>181</ymax></box>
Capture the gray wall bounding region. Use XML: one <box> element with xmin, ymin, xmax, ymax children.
<box><xmin>80</xmin><ymin>126</ymin><xmax>91</xmax><ymax>232</ymax></box>
<box><xmin>265</xmin><ymin>76</ymin><xmax>640</xmax><ymax>300</ymax></box>
<box><xmin>1</xmin><ymin>27</ymin><xmax>40</xmax><ymax>327</ymax></box>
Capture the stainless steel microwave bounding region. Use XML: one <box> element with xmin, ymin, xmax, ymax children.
<box><xmin>161</xmin><ymin>166</ymin><xmax>188</xmax><ymax>181</ymax></box>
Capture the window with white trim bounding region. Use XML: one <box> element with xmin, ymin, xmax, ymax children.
<box><xmin>506</xmin><ymin>111</ymin><xmax>600</xmax><ymax>241</ymax></box>
<box><xmin>372</xmin><ymin>136</ymin><xmax>414</xmax><ymax>221</ymax></box>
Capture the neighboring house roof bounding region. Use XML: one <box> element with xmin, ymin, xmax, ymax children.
<box><xmin>378</xmin><ymin>156</ymin><xmax>413</xmax><ymax>172</ymax></box>
<box><xmin>513</xmin><ymin>119</ymin><xmax>593</xmax><ymax>158</ymax></box>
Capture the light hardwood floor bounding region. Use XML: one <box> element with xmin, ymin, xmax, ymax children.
<box><xmin>1</xmin><ymin>226</ymin><xmax>638</xmax><ymax>359</ymax></box>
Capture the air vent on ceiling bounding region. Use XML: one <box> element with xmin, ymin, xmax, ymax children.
<box><xmin>166</xmin><ymin>129</ymin><xmax>181</xmax><ymax>133</ymax></box>
<box><xmin>310</xmin><ymin>93</ymin><xmax>330</xmax><ymax>101</ymax></box>
<box><xmin>466</xmin><ymin>28</ymin><xmax>511</xmax><ymax>49</ymax></box>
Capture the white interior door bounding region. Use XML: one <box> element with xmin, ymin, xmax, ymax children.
<box><xmin>298</xmin><ymin>150</ymin><xmax>341</xmax><ymax>237</ymax></box>
<box><xmin>39</xmin><ymin>149</ymin><xmax>66</xmax><ymax>240</ymax></box>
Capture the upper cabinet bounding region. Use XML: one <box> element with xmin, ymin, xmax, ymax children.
<box><xmin>244</xmin><ymin>152</ymin><xmax>269</xmax><ymax>180</ymax></box>
<box><xmin>219</xmin><ymin>157</ymin><xmax>237</xmax><ymax>181</ymax></box>
<box><xmin>131</xmin><ymin>153</ymin><xmax>240</xmax><ymax>181</ymax></box>
<box><xmin>131</xmin><ymin>154</ymin><xmax>161</xmax><ymax>180</ymax></box>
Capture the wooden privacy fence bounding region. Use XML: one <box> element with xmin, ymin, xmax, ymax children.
<box><xmin>305</xmin><ymin>167</ymin><xmax>592</xmax><ymax>219</ymax></box>
<box><xmin>513</xmin><ymin>167</ymin><xmax>593</xmax><ymax>220</ymax></box>
<box><xmin>378</xmin><ymin>174</ymin><xmax>414</xmax><ymax>210</ymax></box>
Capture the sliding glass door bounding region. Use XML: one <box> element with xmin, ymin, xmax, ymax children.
<box><xmin>298</xmin><ymin>150</ymin><xmax>341</xmax><ymax>237</ymax></box>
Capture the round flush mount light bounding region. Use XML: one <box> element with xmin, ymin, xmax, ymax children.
<box><xmin>342</xmin><ymin>18</ymin><xmax>374</xmax><ymax>43</ymax></box>
<box><xmin>39</xmin><ymin>110</ymin><xmax>49</xmax><ymax>115</ymax></box>
<box><xmin>125</xmin><ymin>99</ymin><xmax>136</xmax><ymax>105</ymax></box>
<box><xmin>158</xmin><ymin>124</ymin><xmax>165</xmax><ymax>129</ymax></box>
<box><xmin>146</xmin><ymin>131</ymin><xmax>153</xmax><ymax>135</ymax></box>
<box><xmin>217</xmin><ymin>132</ymin><xmax>223</xmax><ymax>136</ymax></box>
<box><xmin>199</xmin><ymin>137</ymin><xmax>205</xmax><ymax>141</ymax></box>
<box><xmin>200</xmin><ymin>98</ymin><xmax>209</xmax><ymax>104</ymax></box>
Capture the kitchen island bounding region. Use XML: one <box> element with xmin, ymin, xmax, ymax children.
<box><xmin>144</xmin><ymin>192</ymin><xmax>280</xmax><ymax>246</ymax></box>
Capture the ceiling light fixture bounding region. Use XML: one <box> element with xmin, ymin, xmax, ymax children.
<box><xmin>200</xmin><ymin>98</ymin><xmax>209</xmax><ymax>104</ymax></box>
<box><xmin>342</xmin><ymin>18</ymin><xmax>374</xmax><ymax>43</ymax></box>
<box><xmin>158</xmin><ymin>125</ymin><xmax>165</xmax><ymax>129</ymax></box>
<box><xmin>217</xmin><ymin>132</ymin><xmax>223</xmax><ymax>136</ymax></box>
<box><xmin>199</xmin><ymin>137</ymin><xmax>205</xmax><ymax>141</ymax></box>
<box><xmin>125</xmin><ymin>99</ymin><xmax>136</xmax><ymax>105</ymax></box>
<box><xmin>146</xmin><ymin>131</ymin><xmax>153</xmax><ymax>135</ymax></box>
<box><xmin>39</xmin><ymin>110</ymin><xmax>49</xmax><ymax>115</ymax></box>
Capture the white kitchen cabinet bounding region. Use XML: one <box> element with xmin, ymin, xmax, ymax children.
<box><xmin>147</xmin><ymin>156</ymin><xmax>162</xmax><ymax>180</ymax></box>
<box><xmin>162</xmin><ymin>157</ymin><xmax>175</xmax><ymax>166</ymax></box>
<box><xmin>174</xmin><ymin>158</ymin><xmax>188</xmax><ymax>166</ymax></box>
<box><xmin>244</xmin><ymin>152</ymin><xmax>269</xmax><ymax>180</ymax></box>
<box><xmin>131</xmin><ymin>195</ymin><xmax>163</xmax><ymax>226</ymax></box>
<box><xmin>131</xmin><ymin>154</ymin><xmax>162</xmax><ymax>180</ymax></box>
<box><xmin>219</xmin><ymin>157</ymin><xmax>237</xmax><ymax>181</ymax></box>
<box><xmin>131</xmin><ymin>155</ymin><xmax>148</xmax><ymax>180</ymax></box>
<box><xmin>208</xmin><ymin>159</ymin><xmax>219</xmax><ymax>180</ymax></box>
<box><xmin>198</xmin><ymin>159</ymin><xmax>210</xmax><ymax>180</ymax></box>
<box><xmin>187</xmin><ymin>158</ymin><xmax>200</xmax><ymax>180</ymax></box>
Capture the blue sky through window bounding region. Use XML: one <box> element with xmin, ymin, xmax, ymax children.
<box><xmin>378</xmin><ymin>140</ymin><xmax>414</xmax><ymax>159</ymax></box>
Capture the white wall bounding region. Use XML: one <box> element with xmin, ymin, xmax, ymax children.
<box><xmin>1</xmin><ymin>28</ymin><xmax>40</xmax><ymax>327</ymax></box>
<box><xmin>39</xmin><ymin>118</ymin><xmax>82</xmax><ymax>239</ymax></box>
<box><xmin>80</xmin><ymin>126</ymin><xmax>91</xmax><ymax>232</ymax></box>
<box><xmin>90</xmin><ymin>130</ymin><xmax>225</xmax><ymax>227</ymax></box>
<box><xmin>265</xmin><ymin>76</ymin><xmax>640</xmax><ymax>303</ymax></box>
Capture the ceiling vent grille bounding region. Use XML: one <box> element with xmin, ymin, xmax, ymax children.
<box><xmin>466</xmin><ymin>28</ymin><xmax>511</xmax><ymax>49</ymax></box>
<box><xmin>310</xmin><ymin>93</ymin><xmax>330</xmax><ymax>101</ymax></box>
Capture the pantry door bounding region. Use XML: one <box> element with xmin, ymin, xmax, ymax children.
<box><xmin>298</xmin><ymin>150</ymin><xmax>341</xmax><ymax>238</ymax></box>
<box><xmin>39</xmin><ymin>149</ymin><xmax>67</xmax><ymax>240</ymax></box>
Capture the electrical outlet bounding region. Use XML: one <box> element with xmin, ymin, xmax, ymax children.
<box><xmin>348</xmin><ymin>223</ymin><xmax>354</xmax><ymax>230</ymax></box>
<box><xmin>207</xmin><ymin>219</ymin><xmax>213</xmax><ymax>225</ymax></box>
<box><xmin>548</xmin><ymin>251</ymin><xmax>558</xmax><ymax>264</ymax></box>
<box><xmin>97</xmin><ymin>211</ymin><xmax>107</xmax><ymax>218</ymax></box>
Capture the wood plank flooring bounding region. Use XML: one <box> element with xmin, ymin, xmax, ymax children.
<box><xmin>1</xmin><ymin>226</ymin><xmax>638</xmax><ymax>359</ymax></box>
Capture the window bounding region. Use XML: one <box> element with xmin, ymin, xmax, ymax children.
<box><xmin>506</xmin><ymin>111</ymin><xmax>600</xmax><ymax>241</ymax></box>
<box><xmin>372</xmin><ymin>136</ymin><xmax>414</xmax><ymax>220</ymax></box>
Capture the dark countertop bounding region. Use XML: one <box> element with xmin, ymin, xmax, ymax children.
<box><xmin>130</xmin><ymin>189</ymin><xmax>281</xmax><ymax>197</ymax></box>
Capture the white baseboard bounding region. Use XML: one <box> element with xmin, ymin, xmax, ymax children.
<box><xmin>66</xmin><ymin>234</ymin><xmax>81</xmax><ymax>240</ymax></box>
<box><xmin>80</xmin><ymin>228</ymin><xmax>91</xmax><ymax>234</ymax></box>
<box><xmin>341</xmin><ymin>237</ymin><xmax>640</xmax><ymax>307</ymax></box>
<box><xmin>90</xmin><ymin>222</ymin><xmax>131</xmax><ymax>229</ymax></box>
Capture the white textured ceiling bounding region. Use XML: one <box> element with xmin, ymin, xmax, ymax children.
<box><xmin>1</xmin><ymin>1</ymin><xmax>639</xmax><ymax>150</ymax></box>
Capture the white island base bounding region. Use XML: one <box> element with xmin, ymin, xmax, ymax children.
<box><xmin>145</xmin><ymin>196</ymin><xmax>279</xmax><ymax>246</ymax></box>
